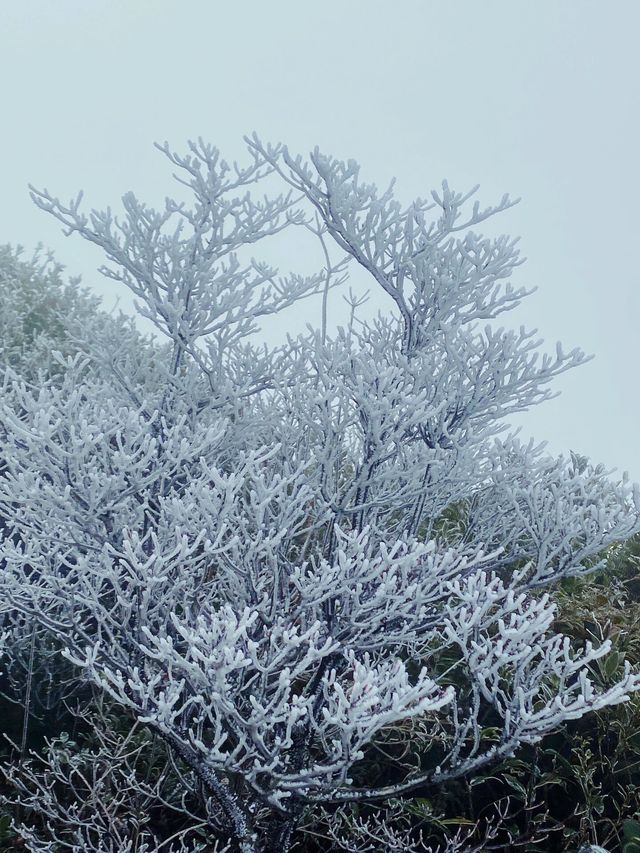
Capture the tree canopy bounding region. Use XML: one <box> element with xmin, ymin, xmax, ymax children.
<box><xmin>0</xmin><ymin>139</ymin><xmax>638</xmax><ymax>853</ymax></box>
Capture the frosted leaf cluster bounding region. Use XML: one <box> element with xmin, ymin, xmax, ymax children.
<box><xmin>0</xmin><ymin>137</ymin><xmax>638</xmax><ymax>852</ymax></box>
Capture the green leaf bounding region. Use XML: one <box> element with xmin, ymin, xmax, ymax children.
<box><xmin>624</xmin><ymin>819</ymin><xmax>640</xmax><ymax>841</ymax></box>
<box><xmin>502</xmin><ymin>775</ymin><xmax>528</xmax><ymax>800</ymax></box>
<box><xmin>403</xmin><ymin>798</ymin><xmax>434</xmax><ymax>817</ymax></box>
<box><xmin>602</xmin><ymin>651</ymin><xmax>622</xmax><ymax>678</ymax></box>
<box><xmin>439</xmin><ymin>817</ymin><xmax>477</xmax><ymax>826</ymax></box>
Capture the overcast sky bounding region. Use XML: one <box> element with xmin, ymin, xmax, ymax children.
<box><xmin>2</xmin><ymin>1</ymin><xmax>639</xmax><ymax>478</ymax></box>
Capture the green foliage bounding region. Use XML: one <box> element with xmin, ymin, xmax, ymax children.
<box><xmin>0</xmin><ymin>813</ymin><xmax>18</xmax><ymax>851</ymax></box>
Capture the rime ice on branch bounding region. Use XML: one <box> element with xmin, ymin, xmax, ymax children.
<box><xmin>0</xmin><ymin>137</ymin><xmax>638</xmax><ymax>853</ymax></box>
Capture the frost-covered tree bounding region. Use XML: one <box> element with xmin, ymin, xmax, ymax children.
<box><xmin>0</xmin><ymin>138</ymin><xmax>639</xmax><ymax>853</ymax></box>
<box><xmin>0</xmin><ymin>245</ymin><xmax>153</xmax><ymax>765</ymax></box>
<box><xmin>0</xmin><ymin>246</ymin><xmax>100</xmax><ymax>752</ymax></box>
<box><xmin>0</xmin><ymin>244</ymin><xmax>101</xmax><ymax>378</ymax></box>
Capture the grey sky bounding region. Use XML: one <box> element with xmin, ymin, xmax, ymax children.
<box><xmin>2</xmin><ymin>1</ymin><xmax>639</xmax><ymax>478</ymax></box>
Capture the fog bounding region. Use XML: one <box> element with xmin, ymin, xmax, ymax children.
<box><xmin>2</xmin><ymin>0</ymin><xmax>639</xmax><ymax>477</ymax></box>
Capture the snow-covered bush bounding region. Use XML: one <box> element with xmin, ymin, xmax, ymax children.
<box><xmin>0</xmin><ymin>138</ymin><xmax>638</xmax><ymax>852</ymax></box>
